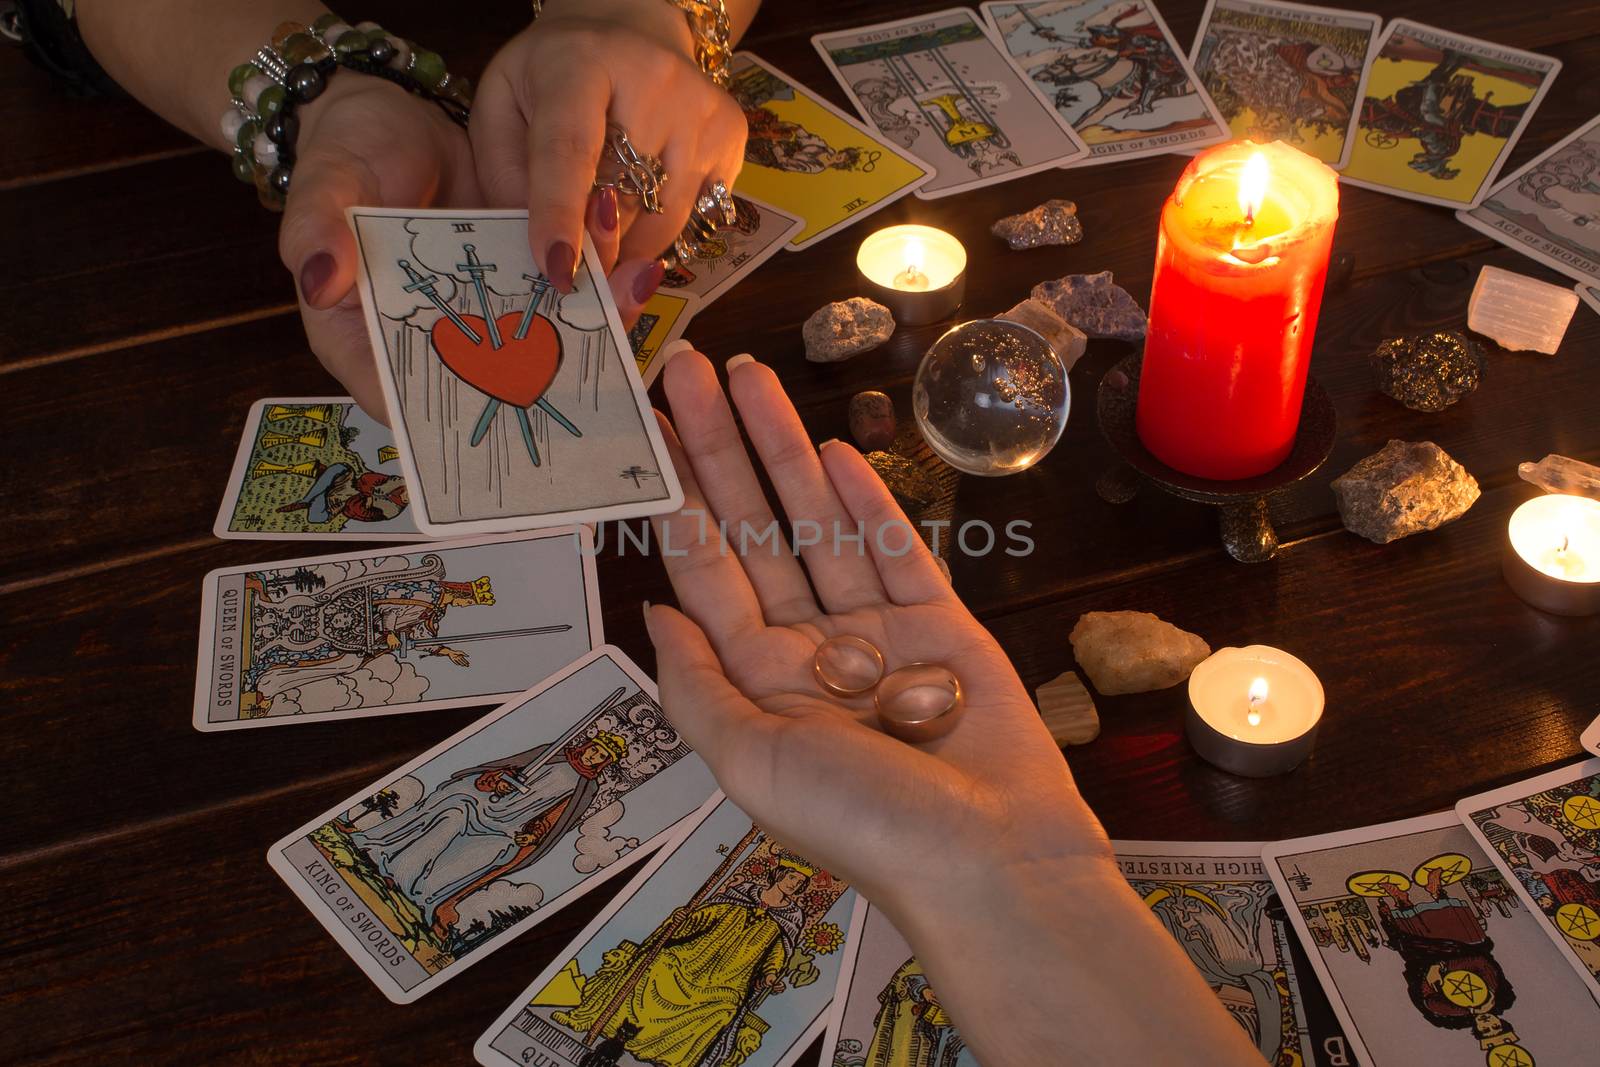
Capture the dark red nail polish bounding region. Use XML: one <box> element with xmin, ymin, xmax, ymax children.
<box><xmin>598</xmin><ymin>185</ymin><xmax>619</xmax><ymax>232</ymax></box>
<box><xmin>547</xmin><ymin>241</ymin><xmax>577</xmax><ymax>293</ymax></box>
<box><xmin>632</xmin><ymin>259</ymin><xmax>665</xmax><ymax>304</ymax></box>
<box><xmin>299</xmin><ymin>251</ymin><xmax>335</xmax><ymax>304</ymax></box>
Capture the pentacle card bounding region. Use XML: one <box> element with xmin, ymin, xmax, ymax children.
<box><xmin>1341</xmin><ymin>20</ymin><xmax>1561</xmax><ymax>209</ymax></box>
<box><xmin>1189</xmin><ymin>0</ymin><xmax>1381</xmax><ymax>169</ymax></box>
<box><xmin>823</xmin><ymin>899</ymin><xmax>976</xmax><ymax>1067</ymax></box>
<box><xmin>1459</xmin><ymin>114</ymin><xmax>1600</xmax><ymax>289</ymax></box>
<box><xmin>1264</xmin><ymin>812</ymin><xmax>1600</xmax><ymax>1066</ymax></box>
<box><xmin>729</xmin><ymin>52</ymin><xmax>932</xmax><ymax>249</ymax></box>
<box><xmin>813</xmin><ymin>8</ymin><xmax>1088</xmax><ymax>199</ymax></box>
<box><xmin>215</xmin><ymin>397</ymin><xmax>421</xmax><ymax>540</ymax></box>
<box><xmin>268</xmin><ymin>648</ymin><xmax>716</xmax><ymax>1002</ymax></box>
<box><xmin>982</xmin><ymin>0</ymin><xmax>1231</xmax><ymax>163</ymax></box>
<box><xmin>1112</xmin><ymin>841</ymin><xmax>1337</xmax><ymax>1066</ymax></box>
<box><xmin>1457</xmin><ymin>759</ymin><xmax>1600</xmax><ymax>998</ymax></box>
<box><xmin>349</xmin><ymin>209</ymin><xmax>682</xmax><ymax>537</ymax></box>
<box><xmin>628</xmin><ymin>289</ymin><xmax>698</xmax><ymax>387</ymax></box>
<box><xmin>193</xmin><ymin>529</ymin><xmax>599</xmax><ymax>731</ymax></box>
<box><xmin>476</xmin><ymin>793</ymin><xmax>854</xmax><ymax>1067</ymax></box>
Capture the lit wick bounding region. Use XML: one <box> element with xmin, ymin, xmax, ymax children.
<box><xmin>894</xmin><ymin>238</ymin><xmax>930</xmax><ymax>291</ymax></box>
<box><xmin>1238</xmin><ymin>152</ymin><xmax>1269</xmax><ymax>230</ymax></box>
<box><xmin>1246</xmin><ymin>676</ymin><xmax>1269</xmax><ymax>728</ymax></box>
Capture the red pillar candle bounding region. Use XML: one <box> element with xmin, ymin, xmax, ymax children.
<box><xmin>1138</xmin><ymin>140</ymin><xmax>1339</xmax><ymax>480</ymax></box>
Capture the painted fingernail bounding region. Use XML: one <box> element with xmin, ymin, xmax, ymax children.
<box><xmin>547</xmin><ymin>241</ymin><xmax>577</xmax><ymax>293</ymax></box>
<box><xmin>818</xmin><ymin>438</ymin><xmax>841</xmax><ymax>452</ymax></box>
<box><xmin>725</xmin><ymin>353</ymin><xmax>755</xmax><ymax>373</ymax></box>
<box><xmin>632</xmin><ymin>259</ymin><xmax>666</xmax><ymax>304</ymax></box>
<box><xmin>598</xmin><ymin>185</ymin><xmax>619</xmax><ymax>232</ymax></box>
<box><xmin>642</xmin><ymin>599</ymin><xmax>652</xmax><ymax>626</ymax></box>
<box><xmin>299</xmin><ymin>251</ymin><xmax>335</xmax><ymax>304</ymax></box>
<box><xmin>659</xmin><ymin>339</ymin><xmax>694</xmax><ymax>364</ymax></box>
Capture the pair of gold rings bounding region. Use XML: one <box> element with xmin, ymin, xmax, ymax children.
<box><xmin>811</xmin><ymin>635</ymin><xmax>965</xmax><ymax>744</ymax></box>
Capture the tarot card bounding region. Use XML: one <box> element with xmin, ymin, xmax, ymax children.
<box><xmin>476</xmin><ymin>793</ymin><xmax>855</xmax><ymax>1067</ymax></box>
<box><xmin>982</xmin><ymin>0</ymin><xmax>1231</xmax><ymax>163</ymax></box>
<box><xmin>1113</xmin><ymin>841</ymin><xmax>1340</xmax><ymax>1066</ymax></box>
<box><xmin>1341</xmin><ymin>20</ymin><xmax>1561</xmax><ymax>209</ymax></box>
<box><xmin>660</xmin><ymin>194</ymin><xmax>803</xmax><ymax>309</ymax></box>
<box><xmin>1458</xmin><ymin>114</ymin><xmax>1600</xmax><ymax>289</ymax></box>
<box><xmin>628</xmin><ymin>289</ymin><xmax>698</xmax><ymax>387</ymax></box>
<box><xmin>215</xmin><ymin>397</ymin><xmax>421</xmax><ymax>540</ymax></box>
<box><xmin>729</xmin><ymin>52</ymin><xmax>932</xmax><ymax>249</ymax></box>
<box><xmin>349</xmin><ymin>209</ymin><xmax>682</xmax><ymax>537</ymax></box>
<box><xmin>813</xmin><ymin>8</ymin><xmax>1089</xmax><ymax>200</ymax></box>
<box><xmin>1264</xmin><ymin>812</ymin><xmax>1600</xmax><ymax>1066</ymax></box>
<box><xmin>268</xmin><ymin>648</ymin><xmax>716</xmax><ymax>1002</ymax></box>
<box><xmin>1189</xmin><ymin>0</ymin><xmax>1381</xmax><ymax>169</ymax></box>
<box><xmin>1458</xmin><ymin>759</ymin><xmax>1600</xmax><ymax>997</ymax></box>
<box><xmin>193</xmin><ymin>529</ymin><xmax>600</xmax><ymax>731</ymax></box>
<box><xmin>1581</xmin><ymin>285</ymin><xmax>1600</xmax><ymax>318</ymax></box>
<box><xmin>824</xmin><ymin>899</ymin><xmax>975</xmax><ymax>1067</ymax></box>
<box><xmin>1584</xmin><ymin>715</ymin><xmax>1600</xmax><ymax>757</ymax></box>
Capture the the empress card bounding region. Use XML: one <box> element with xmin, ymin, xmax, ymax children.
<box><xmin>193</xmin><ymin>529</ymin><xmax>600</xmax><ymax>730</ymax></box>
<box><xmin>1340</xmin><ymin>20</ymin><xmax>1561</xmax><ymax>209</ymax></box>
<box><xmin>268</xmin><ymin>648</ymin><xmax>717</xmax><ymax>1002</ymax></box>
<box><xmin>983</xmin><ymin>0</ymin><xmax>1231</xmax><ymax>162</ymax></box>
<box><xmin>215</xmin><ymin>397</ymin><xmax>421</xmax><ymax>540</ymax></box>
<box><xmin>1189</xmin><ymin>0</ymin><xmax>1381</xmax><ymax>169</ymax></box>
<box><xmin>1264</xmin><ymin>812</ymin><xmax>1600</xmax><ymax>1065</ymax></box>
<box><xmin>349</xmin><ymin>208</ymin><xmax>682</xmax><ymax>537</ymax></box>
<box><xmin>476</xmin><ymin>793</ymin><xmax>854</xmax><ymax>1067</ymax></box>
<box><xmin>813</xmin><ymin>8</ymin><xmax>1088</xmax><ymax>199</ymax></box>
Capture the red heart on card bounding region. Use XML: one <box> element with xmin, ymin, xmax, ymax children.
<box><xmin>431</xmin><ymin>312</ymin><xmax>562</xmax><ymax>408</ymax></box>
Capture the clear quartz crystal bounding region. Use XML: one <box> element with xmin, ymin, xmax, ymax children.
<box><xmin>1519</xmin><ymin>454</ymin><xmax>1600</xmax><ymax>500</ymax></box>
<box><xmin>1467</xmin><ymin>265</ymin><xmax>1579</xmax><ymax>354</ymax></box>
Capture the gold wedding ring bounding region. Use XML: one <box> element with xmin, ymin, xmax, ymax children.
<box><xmin>812</xmin><ymin>635</ymin><xmax>885</xmax><ymax>698</ymax></box>
<box><xmin>874</xmin><ymin>663</ymin><xmax>965</xmax><ymax>744</ymax></box>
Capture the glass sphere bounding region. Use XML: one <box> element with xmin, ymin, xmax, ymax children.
<box><xmin>912</xmin><ymin>319</ymin><xmax>1070</xmax><ymax>476</ymax></box>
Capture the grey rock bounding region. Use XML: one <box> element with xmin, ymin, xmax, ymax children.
<box><xmin>848</xmin><ymin>391</ymin><xmax>896</xmax><ymax>452</ymax></box>
<box><xmin>991</xmin><ymin>198</ymin><xmax>1084</xmax><ymax>250</ymax></box>
<box><xmin>1370</xmin><ymin>331</ymin><xmax>1483</xmax><ymax>412</ymax></box>
<box><xmin>1332</xmin><ymin>440</ymin><xmax>1480</xmax><ymax>544</ymax></box>
<box><xmin>997</xmin><ymin>298</ymin><xmax>1088</xmax><ymax>371</ymax></box>
<box><xmin>803</xmin><ymin>297</ymin><xmax>895</xmax><ymax>362</ymax></box>
<box><xmin>1030</xmin><ymin>271</ymin><xmax>1146</xmax><ymax>342</ymax></box>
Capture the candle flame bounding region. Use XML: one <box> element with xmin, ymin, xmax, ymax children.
<box><xmin>904</xmin><ymin>237</ymin><xmax>923</xmax><ymax>275</ymax></box>
<box><xmin>1246</xmin><ymin>676</ymin><xmax>1268</xmax><ymax>727</ymax></box>
<box><xmin>1239</xmin><ymin>152</ymin><xmax>1269</xmax><ymax>227</ymax></box>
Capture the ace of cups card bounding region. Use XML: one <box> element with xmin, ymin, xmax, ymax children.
<box><xmin>349</xmin><ymin>208</ymin><xmax>682</xmax><ymax>537</ymax></box>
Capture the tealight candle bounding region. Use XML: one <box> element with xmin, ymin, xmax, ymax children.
<box><xmin>1186</xmin><ymin>645</ymin><xmax>1324</xmax><ymax>777</ymax></box>
<box><xmin>1503</xmin><ymin>494</ymin><xmax>1600</xmax><ymax>616</ymax></box>
<box><xmin>857</xmin><ymin>224</ymin><xmax>966</xmax><ymax>325</ymax></box>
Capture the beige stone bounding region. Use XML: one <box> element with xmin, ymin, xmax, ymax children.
<box><xmin>1068</xmin><ymin>611</ymin><xmax>1210</xmax><ymax>695</ymax></box>
<box><xmin>1036</xmin><ymin>670</ymin><xmax>1099</xmax><ymax>746</ymax></box>
<box><xmin>997</xmin><ymin>298</ymin><xmax>1088</xmax><ymax>371</ymax></box>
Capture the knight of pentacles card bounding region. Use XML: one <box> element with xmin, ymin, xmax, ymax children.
<box><xmin>477</xmin><ymin>793</ymin><xmax>855</xmax><ymax>1067</ymax></box>
<box><xmin>349</xmin><ymin>208</ymin><xmax>681</xmax><ymax>537</ymax></box>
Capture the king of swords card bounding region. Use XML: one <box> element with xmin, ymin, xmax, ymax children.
<box><xmin>476</xmin><ymin>793</ymin><xmax>854</xmax><ymax>1067</ymax></box>
<box><xmin>1113</xmin><ymin>841</ymin><xmax>1339</xmax><ymax>1066</ymax></box>
<box><xmin>813</xmin><ymin>8</ymin><xmax>1089</xmax><ymax>199</ymax></box>
<box><xmin>1458</xmin><ymin>759</ymin><xmax>1600</xmax><ymax>999</ymax></box>
<box><xmin>193</xmin><ymin>529</ymin><xmax>600</xmax><ymax>731</ymax></box>
<box><xmin>982</xmin><ymin>0</ymin><xmax>1231</xmax><ymax>163</ymax></box>
<box><xmin>1188</xmin><ymin>0</ymin><xmax>1381</xmax><ymax>169</ymax></box>
<box><xmin>823</xmin><ymin>899</ymin><xmax>975</xmax><ymax>1067</ymax></box>
<box><xmin>1458</xmin><ymin>113</ymin><xmax>1600</xmax><ymax>290</ymax></box>
<box><xmin>1264</xmin><ymin>812</ymin><xmax>1600</xmax><ymax>1066</ymax></box>
<box><xmin>349</xmin><ymin>209</ymin><xmax>682</xmax><ymax>537</ymax></box>
<box><xmin>215</xmin><ymin>397</ymin><xmax>421</xmax><ymax>540</ymax></box>
<box><xmin>729</xmin><ymin>52</ymin><xmax>932</xmax><ymax>249</ymax></box>
<box><xmin>268</xmin><ymin>648</ymin><xmax>716</xmax><ymax>1002</ymax></box>
<box><xmin>1340</xmin><ymin>20</ymin><xmax>1561</xmax><ymax>209</ymax></box>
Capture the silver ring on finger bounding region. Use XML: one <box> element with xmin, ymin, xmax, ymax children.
<box><xmin>598</xmin><ymin>123</ymin><xmax>667</xmax><ymax>215</ymax></box>
<box><xmin>695</xmin><ymin>179</ymin><xmax>737</xmax><ymax>227</ymax></box>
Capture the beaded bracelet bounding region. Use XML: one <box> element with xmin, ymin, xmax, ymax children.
<box><xmin>222</xmin><ymin>14</ymin><xmax>472</xmax><ymax>208</ymax></box>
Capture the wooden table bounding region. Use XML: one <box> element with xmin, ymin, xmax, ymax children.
<box><xmin>4</xmin><ymin>1</ymin><xmax>1598</xmax><ymax>1062</ymax></box>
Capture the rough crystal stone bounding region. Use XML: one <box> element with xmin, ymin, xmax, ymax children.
<box><xmin>1468</xmin><ymin>265</ymin><xmax>1579</xmax><ymax>355</ymax></box>
<box><xmin>997</xmin><ymin>298</ymin><xmax>1088</xmax><ymax>371</ymax></box>
<box><xmin>991</xmin><ymin>199</ymin><xmax>1084</xmax><ymax>250</ymax></box>
<box><xmin>1370</xmin><ymin>331</ymin><xmax>1483</xmax><ymax>412</ymax></box>
<box><xmin>1030</xmin><ymin>271</ymin><xmax>1146</xmax><ymax>342</ymax></box>
<box><xmin>1068</xmin><ymin>611</ymin><xmax>1210</xmax><ymax>696</ymax></box>
<box><xmin>1519</xmin><ymin>454</ymin><xmax>1600</xmax><ymax>501</ymax></box>
<box><xmin>1036</xmin><ymin>670</ymin><xmax>1099</xmax><ymax>746</ymax></box>
<box><xmin>848</xmin><ymin>391</ymin><xmax>896</xmax><ymax>452</ymax></box>
<box><xmin>864</xmin><ymin>450</ymin><xmax>939</xmax><ymax>511</ymax></box>
<box><xmin>803</xmin><ymin>297</ymin><xmax>895</xmax><ymax>362</ymax></box>
<box><xmin>1332</xmin><ymin>440</ymin><xmax>1480</xmax><ymax>544</ymax></box>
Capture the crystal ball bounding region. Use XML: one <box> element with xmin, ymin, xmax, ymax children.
<box><xmin>912</xmin><ymin>319</ymin><xmax>1070</xmax><ymax>476</ymax></box>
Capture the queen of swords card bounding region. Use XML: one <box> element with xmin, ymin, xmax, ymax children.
<box><xmin>349</xmin><ymin>208</ymin><xmax>681</xmax><ymax>537</ymax></box>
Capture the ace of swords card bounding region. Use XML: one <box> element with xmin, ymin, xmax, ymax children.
<box><xmin>268</xmin><ymin>648</ymin><xmax>717</xmax><ymax>1002</ymax></box>
<box><xmin>192</xmin><ymin>529</ymin><xmax>600</xmax><ymax>731</ymax></box>
<box><xmin>812</xmin><ymin>8</ymin><xmax>1089</xmax><ymax>199</ymax></box>
<box><xmin>982</xmin><ymin>0</ymin><xmax>1231</xmax><ymax>163</ymax></box>
<box><xmin>1188</xmin><ymin>0</ymin><xmax>1382</xmax><ymax>169</ymax></box>
<box><xmin>476</xmin><ymin>793</ymin><xmax>854</xmax><ymax>1067</ymax></box>
<box><xmin>1264</xmin><ymin>812</ymin><xmax>1600</xmax><ymax>1066</ymax></box>
<box><xmin>1457</xmin><ymin>758</ymin><xmax>1600</xmax><ymax>999</ymax></box>
<box><xmin>349</xmin><ymin>208</ymin><xmax>682</xmax><ymax>537</ymax></box>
